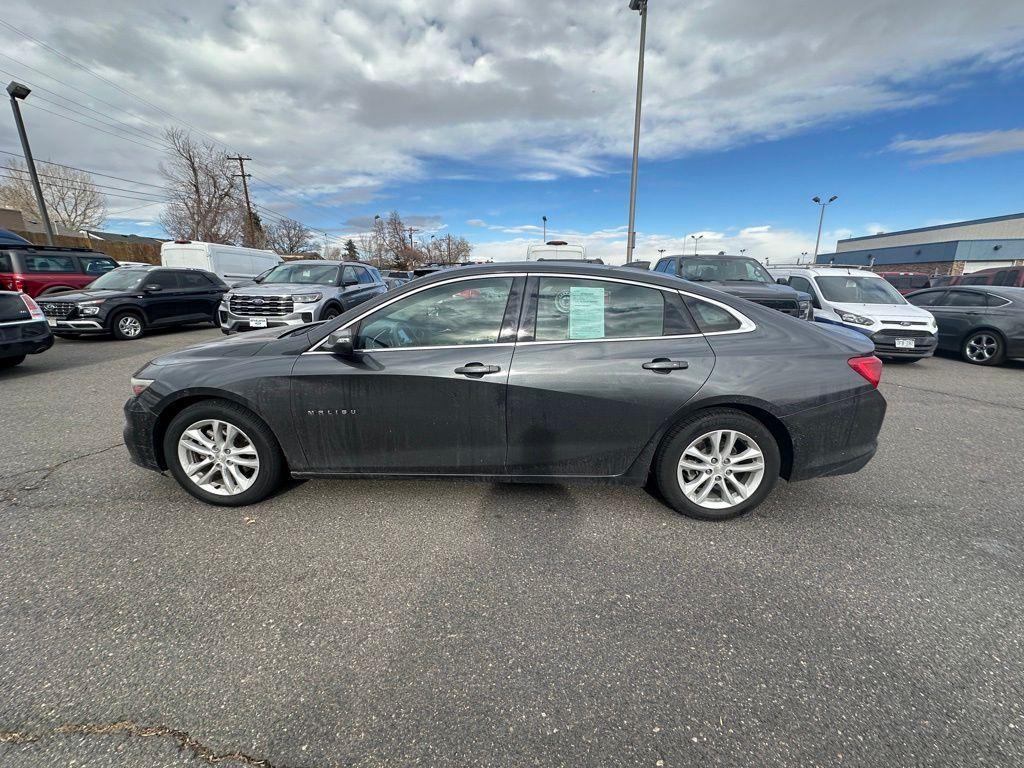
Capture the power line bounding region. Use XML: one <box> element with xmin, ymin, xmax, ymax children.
<box><xmin>2</xmin><ymin>164</ymin><xmax>170</xmax><ymax>199</ymax></box>
<box><xmin>0</xmin><ymin>171</ymin><xmax>168</xmax><ymax>203</ymax></box>
<box><xmin>18</xmin><ymin>101</ymin><xmax>168</xmax><ymax>153</ymax></box>
<box><xmin>0</xmin><ymin>148</ymin><xmax>165</xmax><ymax>188</ymax></box>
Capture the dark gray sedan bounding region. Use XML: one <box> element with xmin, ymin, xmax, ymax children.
<box><xmin>906</xmin><ymin>286</ymin><xmax>1024</xmax><ymax>365</ymax></box>
<box><xmin>124</xmin><ymin>263</ymin><xmax>886</xmax><ymax>520</ymax></box>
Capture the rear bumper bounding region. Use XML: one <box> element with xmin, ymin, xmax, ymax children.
<box><xmin>124</xmin><ymin>397</ymin><xmax>163</xmax><ymax>472</ymax></box>
<box><xmin>0</xmin><ymin>319</ymin><xmax>54</xmax><ymax>357</ymax></box>
<box><xmin>783</xmin><ymin>388</ymin><xmax>887</xmax><ymax>482</ymax></box>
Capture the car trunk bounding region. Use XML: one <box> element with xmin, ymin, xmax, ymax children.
<box><xmin>0</xmin><ymin>293</ymin><xmax>29</xmax><ymax>323</ymax></box>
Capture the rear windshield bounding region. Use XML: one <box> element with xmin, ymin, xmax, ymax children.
<box><xmin>816</xmin><ymin>275</ymin><xmax>906</xmax><ymax>305</ymax></box>
<box><xmin>88</xmin><ymin>269</ymin><xmax>149</xmax><ymax>291</ymax></box>
<box><xmin>262</xmin><ymin>263</ymin><xmax>339</xmax><ymax>285</ymax></box>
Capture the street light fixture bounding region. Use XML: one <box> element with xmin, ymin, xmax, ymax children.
<box><xmin>689</xmin><ymin>233</ymin><xmax>703</xmax><ymax>256</ymax></box>
<box><xmin>6</xmin><ymin>81</ymin><xmax>54</xmax><ymax>245</ymax></box>
<box><xmin>625</xmin><ymin>0</ymin><xmax>648</xmax><ymax>264</ymax></box>
<box><xmin>542</xmin><ymin>215</ymin><xmax>548</xmax><ymax>242</ymax></box>
<box><xmin>811</xmin><ymin>195</ymin><xmax>838</xmax><ymax>260</ymax></box>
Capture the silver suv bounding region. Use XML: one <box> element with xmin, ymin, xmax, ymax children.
<box><xmin>219</xmin><ymin>260</ymin><xmax>386</xmax><ymax>334</ymax></box>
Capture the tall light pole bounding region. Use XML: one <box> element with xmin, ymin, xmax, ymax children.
<box><xmin>542</xmin><ymin>215</ymin><xmax>548</xmax><ymax>242</ymax></box>
<box><xmin>625</xmin><ymin>0</ymin><xmax>648</xmax><ymax>264</ymax></box>
<box><xmin>6</xmin><ymin>81</ymin><xmax>54</xmax><ymax>245</ymax></box>
<box><xmin>373</xmin><ymin>214</ymin><xmax>382</xmax><ymax>267</ymax></box>
<box><xmin>690</xmin><ymin>234</ymin><xmax>703</xmax><ymax>255</ymax></box>
<box><xmin>812</xmin><ymin>195</ymin><xmax>838</xmax><ymax>260</ymax></box>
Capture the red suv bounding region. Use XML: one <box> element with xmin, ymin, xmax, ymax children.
<box><xmin>0</xmin><ymin>245</ymin><xmax>120</xmax><ymax>297</ymax></box>
<box><xmin>958</xmin><ymin>265</ymin><xmax>1024</xmax><ymax>288</ymax></box>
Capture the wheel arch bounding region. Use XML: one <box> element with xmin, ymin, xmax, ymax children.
<box><xmin>960</xmin><ymin>324</ymin><xmax>1006</xmax><ymax>346</ymax></box>
<box><xmin>107</xmin><ymin>303</ymin><xmax>150</xmax><ymax>328</ymax></box>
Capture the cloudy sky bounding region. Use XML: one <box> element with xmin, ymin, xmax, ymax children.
<box><xmin>2</xmin><ymin>0</ymin><xmax>1024</xmax><ymax>263</ymax></box>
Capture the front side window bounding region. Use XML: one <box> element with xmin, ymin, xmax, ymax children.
<box><xmin>357</xmin><ymin>277</ymin><xmax>514</xmax><ymax>349</ymax></box>
<box><xmin>263</xmin><ymin>263</ymin><xmax>340</xmax><ymax>285</ymax></box>
<box><xmin>24</xmin><ymin>255</ymin><xmax>76</xmax><ymax>273</ymax></box>
<box><xmin>815</xmin><ymin>275</ymin><xmax>906</xmax><ymax>305</ymax></box>
<box><xmin>88</xmin><ymin>269</ymin><xmax>148</xmax><ymax>291</ymax></box>
<box><xmin>788</xmin><ymin>276</ymin><xmax>816</xmax><ymax>297</ymax></box>
<box><xmin>534</xmin><ymin>277</ymin><xmax>665</xmax><ymax>341</ymax></box>
<box><xmin>679</xmin><ymin>257</ymin><xmax>772</xmax><ymax>283</ymax></box>
<box><xmin>356</xmin><ymin>267</ymin><xmax>374</xmax><ymax>285</ymax></box>
<box><xmin>907</xmin><ymin>291</ymin><xmax>945</xmax><ymax>307</ymax></box>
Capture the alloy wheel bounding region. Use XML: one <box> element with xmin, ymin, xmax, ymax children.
<box><xmin>118</xmin><ymin>315</ymin><xmax>143</xmax><ymax>338</ymax></box>
<box><xmin>177</xmin><ymin>419</ymin><xmax>260</xmax><ymax>496</ymax></box>
<box><xmin>677</xmin><ymin>429</ymin><xmax>765</xmax><ymax>510</ymax></box>
<box><xmin>965</xmin><ymin>333</ymin><xmax>998</xmax><ymax>363</ymax></box>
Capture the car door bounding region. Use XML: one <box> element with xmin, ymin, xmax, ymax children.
<box><xmin>290</xmin><ymin>274</ymin><xmax>524</xmax><ymax>474</ymax></box>
<box><xmin>141</xmin><ymin>270</ymin><xmax>186</xmax><ymax>324</ymax></box>
<box><xmin>505</xmin><ymin>274</ymin><xmax>716</xmax><ymax>476</ymax></box>
<box><xmin>932</xmin><ymin>289</ymin><xmax>989</xmax><ymax>346</ymax></box>
<box><xmin>176</xmin><ymin>270</ymin><xmax>222</xmax><ymax>320</ymax></box>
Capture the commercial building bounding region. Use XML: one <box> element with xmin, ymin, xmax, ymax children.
<box><xmin>817</xmin><ymin>212</ymin><xmax>1024</xmax><ymax>275</ymax></box>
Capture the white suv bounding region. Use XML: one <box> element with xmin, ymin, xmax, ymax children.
<box><xmin>769</xmin><ymin>264</ymin><xmax>938</xmax><ymax>360</ymax></box>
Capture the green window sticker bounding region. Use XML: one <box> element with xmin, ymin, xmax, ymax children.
<box><xmin>568</xmin><ymin>286</ymin><xmax>605</xmax><ymax>339</ymax></box>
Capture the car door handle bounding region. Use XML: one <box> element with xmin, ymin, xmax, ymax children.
<box><xmin>643</xmin><ymin>358</ymin><xmax>689</xmax><ymax>372</ymax></box>
<box><xmin>455</xmin><ymin>363</ymin><xmax>502</xmax><ymax>376</ymax></box>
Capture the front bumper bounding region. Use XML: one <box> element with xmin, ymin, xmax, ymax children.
<box><xmin>219</xmin><ymin>306</ymin><xmax>319</xmax><ymax>334</ymax></box>
<box><xmin>870</xmin><ymin>329</ymin><xmax>937</xmax><ymax>359</ymax></box>
<box><xmin>0</xmin><ymin>319</ymin><xmax>54</xmax><ymax>357</ymax></box>
<box><xmin>124</xmin><ymin>396</ymin><xmax>164</xmax><ymax>471</ymax></box>
<box><xmin>48</xmin><ymin>318</ymin><xmax>106</xmax><ymax>335</ymax></box>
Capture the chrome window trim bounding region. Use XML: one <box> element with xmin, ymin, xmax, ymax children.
<box><xmin>0</xmin><ymin>317</ymin><xmax>45</xmax><ymax>327</ymax></box>
<box><xmin>305</xmin><ymin>341</ymin><xmax>517</xmax><ymax>355</ymax></box>
<box><xmin>302</xmin><ymin>270</ymin><xmax>756</xmax><ymax>354</ymax></box>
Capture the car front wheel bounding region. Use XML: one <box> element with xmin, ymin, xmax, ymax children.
<box><xmin>655</xmin><ymin>409</ymin><xmax>780</xmax><ymax>521</ymax></box>
<box><xmin>962</xmin><ymin>330</ymin><xmax>1005</xmax><ymax>366</ymax></box>
<box><xmin>111</xmin><ymin>311</ymin><xmax>145</xmax><ymax>340</ymax></box>
<box><xmin>163</xmin><ymin>400</ymin><xmax>285</xmax><ymax>506</ymax></box>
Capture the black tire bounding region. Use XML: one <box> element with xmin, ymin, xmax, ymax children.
<box><xmin>961</xmin><ymin>329</ymin><xmax>1006</xmax><ymax>366</ymax></box>
<box><xmin>654</xmin><ymin>408</ymin><xmax>781</xmax><ymax>521</ymax></box>
<box><xmin>319</xmin><ymin>304</ymin><xmax>341</xmax><ymax>322</ymax></box>
<box><xmin>0</xmin><ymin>355</ymin><xmax>26</xmax><ymax>368</ymax></box>
<box><xmin>110</xmin><ymin>310</ymin><xmax>145</xmax><ymax>340</ymax></box>
<box><xmin>163</xmin><ymin>399</ymin><xmax>285</xmax><ymax>506</ymax></box>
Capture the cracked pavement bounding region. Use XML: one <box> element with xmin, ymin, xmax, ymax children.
<box><xmin>1</xmin><ymin>327</ymin><xmax>1023</xmax><ymax>766</ymax></box>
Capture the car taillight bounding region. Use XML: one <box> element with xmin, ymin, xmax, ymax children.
<box><xmin>20</xmin><ymin>292</ymin><xmax>45</xmax><ymax>320</ymax></box>
<box><xmin>848</xmin><ymin>356</ymin><xmax>883</xmax><ymax>388</ymax></box>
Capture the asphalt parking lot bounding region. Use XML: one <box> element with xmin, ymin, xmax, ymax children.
<box><xmin>1</xmin><ymin>328</ymin><xmax>1022</xmax><ymax>767</ymax></box>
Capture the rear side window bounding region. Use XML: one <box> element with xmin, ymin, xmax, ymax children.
<box><xmin>179</xmin><ymin>271</ymin><xmax>212</xmax><ymax>288</ymax></box>
<box><xmin>683</xmin><ymin>296</ymin><xmax>741</xmax><ymax>333</ymax></box>
<box><xmin>24</xmin><ymin>255</ymin><xmax>77</xmax><ymax>273</ymax></box>
<box><xmin>0</xmin><ymin>253</ymin><xmax>11</xmax><ymax>272</ymax></box>
<box><xmin>940</xmin><ymin>290</ymin><xmax>989</xmax><ymax>307</ymax></box>
<box><xmin>79</xmin><ymin>255</ymin><xmax>118</xmax><ymax>275</ymax></box>
<box><xmin>534</xmin><ymin>277</ymin><xmax>665</xmax><ymax>341</ymax></box>
<box><xmin>147</xmin><ymin>271</ymin><xmax>181</xmax><ymax>289</ymax></box>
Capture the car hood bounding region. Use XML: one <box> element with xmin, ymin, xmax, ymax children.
<box><xmin>830</xmin><ymin>302</ymin><xmax>933</xmax><ymax>321</ymax></box>
<box><xmin>149</xmin><ymin>326</ymin><xmax>287</xmax><ymax>364</ymax></box>
<box><xmin>230</xmin><ymin>283</ymin><xmax>330</xmax><ymax>295</ymax></box>
<box><xmin>689</xmin><ymin>280</ymin><xmax>801</xmax><ymax>301</ymax></box>
<box><xmin>36</xmin><ymin>289</ymin><xmax>129</xmax><ymax>303</ymax></box>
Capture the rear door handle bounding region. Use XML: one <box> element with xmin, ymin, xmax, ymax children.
<box><xmin>455</xmin><ymin>363</ymin><xmax>502</xmax><ymax>376</ymax></box>
<box><xmin>643</xmin><ymin>358</ymin><xmax>689</xmax><ymax>372</ymax></box>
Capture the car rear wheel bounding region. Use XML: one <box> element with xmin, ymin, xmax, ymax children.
<box><xmin>655</xmin><ymin>409</ymin><xmax>780</xmax><ymax>521</ymax></box>
<box><xmin>962</xmin><ymin>330</ymin><xmax>1005</xmax><ymax>366</ymax></box>
<box><xmin>111</xmin><ymin>311</ymin><xmax>144</xmax><ymax>340</ymax></box>
<box><xmin>0</xmin><ymin>355</ymin><xmax>26</xmax><ymax>368</ymax></box>
<box><xmin>163</xmin><ymin>400</ymin><xmax>285</xmax><ymax>506</ymax></box>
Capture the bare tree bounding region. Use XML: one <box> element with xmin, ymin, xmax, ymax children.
<box><xmin>423</xmin><ymin>233</ymin><xmax>474</xmax><ymax>265</ymax></box>
<box><xmin>159</xmin><ymin>128</ymin><xmax>243</xmax><ymax>243</ymax></box>
<box><xmin>266</xmin><ymin>217</ymin><xmax>315</xmax><ymax>254</ymax></box>
<box><xmin>0</xmin><ymin>158</ymin><xmax>107</xmax><ymax>231</ymax></box>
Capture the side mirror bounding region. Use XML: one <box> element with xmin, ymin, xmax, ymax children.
<box><xmin>144</xmin><ymin>284</ymin><xmax>162</xmax><ymax>293</ymax></box>
<box><xmin>776</xmin><ymin>277</ymin><xmax>789</xmax><ymax>285</ymax></box>
<box><xmin>324</xmin><ymin>327</ymin><xmax>355</xmax><ymax>358</ymax></box>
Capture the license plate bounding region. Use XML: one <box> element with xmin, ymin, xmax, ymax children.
<box><xmin>47</xmin><ymin>317</ymin><xmax>57</xmax><ymax>327</ymax></box>
<box><xmin>895</xmin><ymin>338</ymin><xmax>915</xmax><ymax>349</ymax></box>
<box><xmin>249</xmin><ymin>318</ymin><xmax>267</xmax><ymax>328</ymax></box>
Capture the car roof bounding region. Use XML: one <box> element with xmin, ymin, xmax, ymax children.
<box><xmin>773</xmin><ymin>265</ymin><xmax>879</xmax><ymax>276</ymax></box>
<box><xmin>1</xmin><ymin>244</ymin><xmax>99</xmax><ymax>254</ymax></box>
<box><xmin>670</xmin><ymin>253</ymin><xmax>756</xmax><ymax>261</ymax></box>
<box><xmin>276</xmin><ymin>260</ymin><xmax>364</xmax><ymax>267</ymax></box>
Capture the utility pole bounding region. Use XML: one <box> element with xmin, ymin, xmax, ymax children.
<box><xmin>625</xmin><ymin>0</ymin><xmax>649</xmax><ymax>264</ymax></box>
<box><xmin>407</xmin><ymin>227</ymin><xmax>418</xmax><ymax>250</ymax></box>
<box><xmin>228</xmin><ymin>155</ymin><xmax>255</xmax><ymax>247</ymax></box>
<box><xmin>6</xmin><ymin>82</ymin><xmax>54</xmax><ymax>245</ymax></box>
<box><xmin>447</xmin><ymin>233</ymin><xmax>452</xmax><ymax>264</ymax></box>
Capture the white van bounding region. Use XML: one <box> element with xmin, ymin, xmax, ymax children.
<box><xmin>526</xmin><ymin>240</ymin><xmax>595</xmax><ymax>262</ymax></box>
<box><xmin>769</xmin><ymin>264</ymin><xmax>939</xmax><ymax>360</ymax></box>
<box><xmin>160</xmin><ymin>240</ymin><xmax>281</xmax><ymax>283</ymax></box>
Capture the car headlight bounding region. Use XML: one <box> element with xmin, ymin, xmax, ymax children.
<box><xmin>837</xmin><ymin>310</ymin><xmax>873</xmax><ymax>326</ymax></box>
<box><xmin>292</xmin><ymin>292</ymin><xmax>323</xmax><ymax>303</ymax></box>
<box><xmin>77</xmin><ymin>299</ymin><xmax>104</xmax><ymax>316</ymax></box>
<box><xmin>130</xmin><ymin>377</ymin><xmax>153</xmax><ymax>397</ymax></box>
<box><xmin>221</xmin><ymin>293</ymin><xmax>232</xmax><ymax>304</ymax></box>
<box><xmin>798</xmin><ymin>299</ymin><xmax>812</xmax><ymax>319</ymax></box>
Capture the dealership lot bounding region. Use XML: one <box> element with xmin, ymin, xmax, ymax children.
<box><xmin>1</xmin><ymin>330</ymin><xmax>1022</xmax><ymax>766</ymax></box>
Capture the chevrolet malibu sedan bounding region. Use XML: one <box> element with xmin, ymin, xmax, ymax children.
<box><xmin>125</xmin><ymin>263</ymin><xmax>887</xmax><ymax>520</ymax></box>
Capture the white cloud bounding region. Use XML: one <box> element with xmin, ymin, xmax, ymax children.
<box><xmin>887</xmin><ymin>129</ymin><xmax>1024</xmax><ymax>163</ymax></box>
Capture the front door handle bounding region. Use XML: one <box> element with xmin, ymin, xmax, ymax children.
<box><xmin>455</xmin><ymin>363</ymin><xmax>502</xmax><ymax>376</ymax></box>
<box><xmin>643</xmin><ymin>358</ymin><xmax>689</xmax><ymax>372</ymax></box>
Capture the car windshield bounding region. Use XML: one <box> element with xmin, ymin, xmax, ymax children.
<box><xmin>262</xmin><ymin>263</ymin><xmax>339</xmax><ymax>285</ymax></box>
<box><xmin>816</xmin><ymin>275</ymin><xmax>907</xmax><ymax>304</ymax></box>
<box><xmin>87</xmin><ymin>269</ymin><xmax>148</xmax><ymax>290</ymax></box>
<box><xmin>679</xmin><ymin>258</ymin><xmax>772</xmax><ymax>283</ymax></box>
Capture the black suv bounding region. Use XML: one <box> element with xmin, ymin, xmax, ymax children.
<box><xmin>36</xmin><ymin>265</ymin><xmax>227</xmax><ymax>340</ymax></box>
<box><xmin>652</xmin><ymin>254</ymin><xmax>812</xmax><ymax>319</ymax></box>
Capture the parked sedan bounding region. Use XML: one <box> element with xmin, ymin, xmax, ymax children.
<box><xmin>906</xmin><ymin>286</ymin><xmax>1024</xmax><ymax>365</ymax></box>
<box><xmin>0</xmin><ymin>290</ymin><xmax>52</xmax><ymax>367</ymax></box>
<box><xmin>125</xmin><ymin>263</ymin><xmax>886</xmax><ymax>520</ymax></box>
<box><xmin>37</xmin><ymin>265</ymin><xmax>227</xmax><ymax>340</ymax></box>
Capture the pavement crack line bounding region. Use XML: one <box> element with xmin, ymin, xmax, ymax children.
<box><xmin>881</xmin><ymin>381</ymin><xmax>1024</xmax><ymax>412</ymax></box>
<box><xmin>0</xmin><ymin>442</ymin><xmax>125</xmax><ymax>500</ymax></box>
<box><xmin>0</xmin><ymin>721</ymin><xmax>308</xmax><ymax>767</ymax></box>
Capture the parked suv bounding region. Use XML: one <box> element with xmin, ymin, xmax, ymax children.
<box><xmin>652</xmin><ymin>254</ymin><xmax>813</xmax><ymax>320</ymax></box>
<box><xmin>0</xmin><ymin>245</ymin><xmax>120</xmax><ymax>297</ymax></box>
<box><xmin>219</xmin><ymin>260</ymin><xmax>387</xmax><ymax>334</ymax></box>
<box><xmin>770</xmin><ymin>264</ymin><xmax>938</xmax><ymax>360</ymax></box>
<box><xmin>36</xmin><ymin>265</ymin><xmax>227</xmax><ymax>340</ymax></box>
<box><xmin>0</xmin><ymin>290</ymin><xmax>52</xmax><ymax>367</ymax></box>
